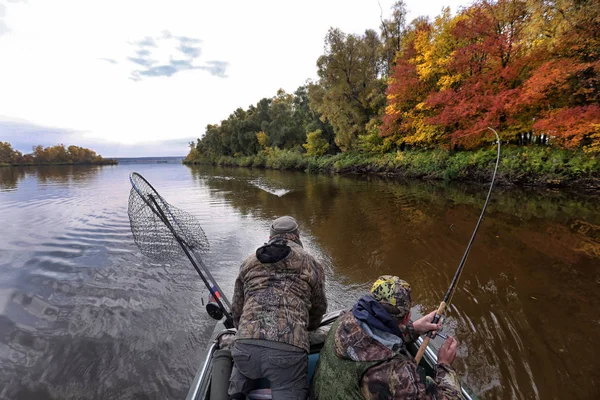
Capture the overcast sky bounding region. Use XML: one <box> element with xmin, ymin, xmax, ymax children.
<box><xmin>0</xmin><ymin>0</ymin><xmax>470</xmax><ymax>157</ymax></box>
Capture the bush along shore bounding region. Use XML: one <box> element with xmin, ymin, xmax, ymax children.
<box><xmin>184</xmin><ymin>146</ymin><xmax>600</xmax><ymax>189</ymax></box>
<box><xmin>0</xmin><ymin>159</ymin><xmax>118</xmax><ymax>167</ymax></box>
<box><xmin>0</xmin><ymin>142</ymin><xmax>118</xmax><ymax>167</ymax></box>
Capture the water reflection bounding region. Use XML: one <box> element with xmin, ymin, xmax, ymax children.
<box><xmin>0</xmin><ymin>168</ymin><xmax>26</xmax><ymax>191</ymax></box>
<box><xmin>0</xmin><ymin>165</ymin><xmax>108</xmax><ymax>192</ymax></box>
<box><xmin>33</xmin><ymin>165</ymin><xmax>107</xmax><ymax>186</ymax></box>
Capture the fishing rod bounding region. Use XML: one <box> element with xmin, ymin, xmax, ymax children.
<box><xmin>415</xmin><ymin>127</ymin><xmax>501</xmax><ymax>364</ymax></box>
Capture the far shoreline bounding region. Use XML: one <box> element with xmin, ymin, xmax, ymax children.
<box><xmin>0</xmin><ymin>160</ymin><xmax>118</xmax><ymax>167</ymax></box>
<box><xmin>183</xmin><ymin>147</ymin><xmax>600</xmax><ymax>190</ymax></box>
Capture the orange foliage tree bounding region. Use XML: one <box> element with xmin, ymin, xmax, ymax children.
<box><xmin>382</xmin><ymin>0</ymin><xmax>600</xmax><ymax>151</ymax></box>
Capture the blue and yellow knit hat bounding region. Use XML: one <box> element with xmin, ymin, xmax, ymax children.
<box><xmin>370</xmin><ymin>275</ymin><xmax>412</xmax><ymax>317</ymax></box>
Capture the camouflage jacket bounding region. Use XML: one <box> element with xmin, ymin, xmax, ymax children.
<box><xmin>231</xmin><ymin>236</ymin><xmax>327</xmax><ymax>352</ymax></box>
<box><xmin>328</xmin><ymin>311</ymin><xmax>462</xmax><ymax>400</ymax></box>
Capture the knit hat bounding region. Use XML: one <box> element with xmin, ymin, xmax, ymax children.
<box><xmin>270</xmin><ymin>216</ymin><xmax>299</xmax><ymax>237</ymax></box>
<box><xmin>370</xmin><ymin>275</ymin><xmax>412</xmax><ymax>317</ymax></box>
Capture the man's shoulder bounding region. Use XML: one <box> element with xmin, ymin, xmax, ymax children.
<box><xmin>334</xmin><ymin>313</ymin><xmax>389</xmax><ymax>361</ymax></box>
<box><xmin>288</xmin><ymin>240</ymin><xmax>307</xmax><ymax>254</ymax></box>
<box><xmin>288</xmin><ymin>242</ymin><xmax>319</xmax><ymax>264</ymax></box>
<box><xmin>240</xmin><ymin>252</ymin><xmax>259</xmax><ymax>270</ymax></box>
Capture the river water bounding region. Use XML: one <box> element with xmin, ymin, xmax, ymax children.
<box><xmin>0</xmin><ymin>163</ymin><xmax>598</xmax><ymax>400</ymax></box>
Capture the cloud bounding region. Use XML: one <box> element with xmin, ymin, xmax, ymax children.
<box><xmin>0</xmin><ymin>117</ymin><xmax>193</xmax><ymax>157</ymax></box>
<box><xmin>0</xmin><ymin>20</ymin><xmax>8</xmax><ymax>36</ymax></box>
<box><xmin>204</xmin><ymin>61</ymin><xmax>229</xmax><ymax>77</ymax></box>
<box><xmin>138</xmin><ymin>64</ymin><xmax>178</xmax><ymax>78</ymax></box>
<box><xmin>1</xmin><ymin>1</ymin><xmax>28</xmax><ymax>36</ymax></box>
<box><xmin>136</xmin><ymin>48</ymin><xmax>152</xmax><ymax>57</ymax></box>
<box><xmin>134</xmin><ymin>36</ymin><xmax>158</xmax><ymax>48</ymax></box>
<box><xmin>127</xmin><ymin>56</ymin><xmax>155</xmax><ymax>68</ymax></box>
<box><xmin>0</xmin><ymin>4</ymin><xmax>9</xmax><ymax>36</ymax></box>
<box><xmin>98</xmin><ymin>58</ymin><xmax>118</xmax><ymax>65</ymax></box>
<box><xmin>179</xmin><ymin>44</ymin><xmax>201</xmax><ymax>57</ymax></box>
<box><xmin>125</xmin><ymin>31</ymin><xmax>227</xmax><ymax>81</ymax></box>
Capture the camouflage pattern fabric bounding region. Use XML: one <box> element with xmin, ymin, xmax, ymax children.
<box><xmin>370</xmin><ymin>275</ymin><xmax>412</xmax><ymax>318</ymax></box>
<box><xmin>313</xmin><ymin>312</ymin><xmax>462</xmax><ymax>400</ymax></box>
<box><xmin>231</xmin><ymin>237</ymin><xmax>327</xmax><ymax>352</ymax></box>
<box><xmin>312</xmin><ymin>317</ymin><xmax>382</xmax><ymax>400</ymax></box>
<box><xmin>272</xmin><ymin>231</ymin><xmax>304</xmax><ymax>247</ymax></box>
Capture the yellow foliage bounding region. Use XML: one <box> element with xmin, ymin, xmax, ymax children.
<box><xmin>385</xmin><ymin>104</ymin><xmax>400</xmax><ymax>115</ymax></box>
<box><xmin>400</xmin><ymin>114</ymin><xmax>442</xmax><ymax>148</ymax></box>
<box><xmin>415</xmin><ymin>102</ymin><xmax>426</xmax><ymax>111</ymax></box>
<box><xmin>583</xmin><ymin>124</ymin><xmax>600</xmax><ymax>153</ymax></box>
<box><xmin>411</xmin><ymin>9</ymin><xmax>468</xmax><ymax>90</ymax></box>
<box><xmin>303</xmin><ymin>130</ymin><xmax>330</xmax><ymax>156</ymax></box>
<box><xmin>256</xmin><ymin>131</ymin><xmax>269</xmax><ymax>148</ymax></box>
<box><xmin>437</xmin><ymin>73</ymin><xmax>462</xmax><ymax>91</ymax></box>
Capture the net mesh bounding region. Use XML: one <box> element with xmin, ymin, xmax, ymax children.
<box><xmin>128</xmin><ymin>173</ymin><xmax>209</xmax><ymax>262</ymax></box>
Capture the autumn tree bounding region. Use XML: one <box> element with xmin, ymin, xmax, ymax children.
<box><xmin>522</xmin><ymin>0</ymin><xmax>599</xmax><ymax>149</ymax></box>
<box><xmin>423</xmin><ymin>1</ymin><xmax>531</xmax><ymax>147</ymax></box>
<box><xmin>303</xmin><ymin>130</ymin><xmax>330</xmax><ymax>156</ymax></box>
<box><xmin>309</xmin><ymin>28</ymin><xmax>386</xmax><ymax>151</ymax></box>
<box><xmin>382</xmin><ymin>17</ymin><xmax>445</xmax><ymax>148</ymax></box>
<box><xmin>0</xmin><ymin>142</ymin><xmax>22</xmax><ymax>164</ymax></box>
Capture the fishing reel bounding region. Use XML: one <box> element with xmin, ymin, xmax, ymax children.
<box><xmin>206</xmin><ymin>300</ymin><xmax>223</xmax><ymax>320</ymax></box>
<box><xmin>205</xmin><ymin>292</ymin><xmax>234</xmax><ymax>328</ymax></box>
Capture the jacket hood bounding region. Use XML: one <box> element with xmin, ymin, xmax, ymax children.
<box><xmin>255</xmin><ymin>237</ymin><xmax>292</xmax><ymax>263</ymax></box>
<box><xmin>333</xmin><ymin>312</ymin><xmax>395</xmax><ymax>362</ymax></box>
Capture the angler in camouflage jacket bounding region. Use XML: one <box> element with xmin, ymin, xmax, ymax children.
<box><xmin>229</xmin><ymin>216</ymin><xmax>327</xmax><ymax>400</ymax></box>
<box><xmin>312</xmin><ymin>276</ymin><xmax>462</xmax><ymax>400</ymax></box>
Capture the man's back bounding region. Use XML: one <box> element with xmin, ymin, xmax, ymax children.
<box><xmin>232</xmin><ymin>239</ymin><xmax>327</xmax><ymax>351</ymax></box>
<box><xmin>229</xmin><ymin>216</ymin><xmax>327</xmax><ymax>400</ymax></box>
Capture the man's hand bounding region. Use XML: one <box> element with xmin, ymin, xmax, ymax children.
<box><xmin>412</xmin><ymin>310</ymin><xmax>442</xmax><ymax>335</ymax></box>
<box><xmin>437</xmin><ymin>336</ymin><xmax>457</xmax><ymax>366</ymax></box>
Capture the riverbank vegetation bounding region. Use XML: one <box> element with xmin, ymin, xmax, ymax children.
<box><xmin>0</xmin><ymin>142</ymin><xmax>117</xmax><ymax>166</ymax></box>
<box><xmin>193</xmin><ymin>147</ymin><xmax>598</xmax><ymax>186</ymax></box>
<box><xmin>185</xmin><ymin>0</ymin><xmax>599</xmax><ymax>186</ymax></box>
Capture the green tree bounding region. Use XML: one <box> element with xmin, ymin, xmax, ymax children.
<box><xmin>310</xmin><ymin>28</ymin><xmax>386</xmax><ymax>151</ymax></box>
<box><xmin>380</xmin><ymin>1</ymin><xmax>408</xmax><ymax>76</ymax></box>
<box><xmin>0</xmin><ymin>142</ymin><xmax>21</xmax><ymax>164</ymax></box>
<box><xmin>303</xmin><ymin>129</ymin><xmax>330</xmax><ymax>156</ymax></box>
<box><xmin>265</xmin><ymin>89</ymin><xmax>303</xmax><ymax>149</ymax></box>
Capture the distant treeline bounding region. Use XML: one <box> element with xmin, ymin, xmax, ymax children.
<box><xmin>186</xmin><ymin>0</ymin><xmax>599</xmax><ymax>166</ymax></box>
<box><xmin>0</xmin><ymin>142</ymin><xmax>117</xmax><ymax>166</ymax></box>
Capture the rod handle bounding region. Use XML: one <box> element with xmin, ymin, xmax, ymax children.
<box><xmin>414</xmin><ymin>301</ymin><xmax>447</xmax><ymax>364</ymax></box>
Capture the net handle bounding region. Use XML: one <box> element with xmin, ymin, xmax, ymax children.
<box><xmin>147</xmin><ymin>195</ymin><xmax>232</xmax><ymax>316</ymax></box>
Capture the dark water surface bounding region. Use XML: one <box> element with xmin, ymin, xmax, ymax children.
<box><xmin>0</xmin><ymin>163</ymin><xmax>599</xmax><ymax>399</ymax></box>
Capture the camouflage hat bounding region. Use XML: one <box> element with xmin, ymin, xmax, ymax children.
<box><xmin>270</xmin><ymin>216</ymin><xmax>299</xmax><ymax>237</ymax></box>
<box><xmin>370</xmin><ymin>275</ymin><xmax>412</xmax><ymax>317</ymax></box>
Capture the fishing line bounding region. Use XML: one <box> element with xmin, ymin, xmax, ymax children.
<box><xmin>415</xmin><ymin>127</ymin><xmax>501</xmax><ymax>364</ymax></box>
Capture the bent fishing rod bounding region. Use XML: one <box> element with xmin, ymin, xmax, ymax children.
<box><xmin>415</xmin><ymin>127</ymin><xmax>501</xmax><ymax>364</ymax></box>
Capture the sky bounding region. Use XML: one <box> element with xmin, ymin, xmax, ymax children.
<box><xmin>0</xmin><ymin>0</ymin><xmax>471</xmax><ymax>157</ymax></box>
